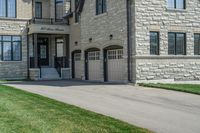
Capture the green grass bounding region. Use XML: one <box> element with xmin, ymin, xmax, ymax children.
<box><xmin>0</xmin><ymin>85</ymin><xmax>152</xmax><ymax>133</ymax></box>
<box><xmin>139</xmin><ymin>83</ymin><xmax>200</xmax><ymax>95</ymax></box>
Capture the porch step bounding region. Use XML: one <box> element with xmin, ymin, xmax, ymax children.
<box><xmin>41</xmin><ymin>68</ymin><xmax>61</xmax><ymax>80</ymax></box>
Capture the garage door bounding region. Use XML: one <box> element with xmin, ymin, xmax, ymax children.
<box><xmin>107</xmin><ymin>49</ymin><xmax>124</xmax><ymax>82</ymax></box>
<box><xmin>87</xmin><ymin>51</ymin><xmax>101</xmax><ymax>81</ymax></box>
<box><xmin>74</xmin><ymin>53</ymin><xmax>82</xmax><ymax>79</ymax></box>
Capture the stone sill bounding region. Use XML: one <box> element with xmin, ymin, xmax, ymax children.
<box><xmin>166</xmin><ymin>8</ymin><xmax>187</xmax><ymax>12</ymax></box>
<box><xmin>0</xmin><ymin>61</ymin><xmax>23</xmax><ymax>63</ymax></box>
<box><xmin>0</xmin><ymin>17</ymin><xmax>29</xmax><ymax>22</ymax></box>
<box><xmin>94</xmin><ymin>12</ymin><xmax>108</xmax><ymax>19</ymax></box>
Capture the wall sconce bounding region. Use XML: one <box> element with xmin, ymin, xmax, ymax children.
<box><xmin>89</xmin><ymin>38</ymin><xmax>92</xmax><ymax>43</ymax></box>
<box><xmin>109</xmin><ymin>34</ymin><xmax>113</xmax><ymax>40</ymax></box>
<box><xmin>75</xmin><ymin>41</ymin><xmax>78</xmax><ymax>46</ymax></box>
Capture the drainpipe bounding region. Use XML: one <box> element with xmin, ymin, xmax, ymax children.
<box><xmin>126</xmin><ymin>0</ymin><xmax>133</xmax><ymax>82</ymax></box>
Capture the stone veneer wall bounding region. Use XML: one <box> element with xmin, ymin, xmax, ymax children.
<box><xmin>70</xmin><ymin>0</ymin><xmax>129</xmax><ymax>81</ymax></box>
<box><xmin>134</xmin><ymin>0</ymin><xmax>200</xmax><ymax>81</ymax></box>
<box><xmin>0</xmin><ymin>0</ymin><xmax>32</xmax><ymax>79</ymax></box>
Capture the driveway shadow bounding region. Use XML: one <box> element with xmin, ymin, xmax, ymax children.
<box><xmin>1</xmin><ymin>80</ymin><xmax>127</xmax><ymax>87</ymax></box>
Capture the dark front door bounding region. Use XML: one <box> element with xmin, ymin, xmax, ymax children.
<box><xmin>38</xmin><ymin>38</ymin><xmax>49</xmax><ymax>66</ymax></box>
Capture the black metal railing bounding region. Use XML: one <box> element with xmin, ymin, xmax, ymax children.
<box><xmin>28</xmin><ymin>18</ymin><xmax>69</xmax><ymax>25</ymax></box>
<box><xmin>54</xmin><ymin>56</ymin><xmax>68</xmax><ymax>77</ymax></box>
<box><xmin>29</xmin><ymin>57</ymin><xmax>35</xmax><ymax>68</ymax></box>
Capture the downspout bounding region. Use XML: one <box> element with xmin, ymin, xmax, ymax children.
<box><xmin>27</xmin><ymin>27</ymin><xmax>30</xmax><ymax>79</ymax></box>
<box><xmin>126</xmin><ymin>0</ymin><xmax>133</xmax><ymax>82</ymax></box>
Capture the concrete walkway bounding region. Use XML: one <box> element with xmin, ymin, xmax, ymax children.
<box><xmin>3</xmin><ymin>80</ymin><xmax>200</xmax><ymax>133</ymax></box>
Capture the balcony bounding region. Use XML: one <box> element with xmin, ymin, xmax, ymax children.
<box><xmin>28</xmin><ymin>18</ymin><xmax>70</xmax><ymax>35</ymax></box>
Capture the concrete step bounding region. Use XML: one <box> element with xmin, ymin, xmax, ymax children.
<box><xmin>41</xmin><ymin>68</ymin><xmax>61</xmax><ymax>80</ymax></box>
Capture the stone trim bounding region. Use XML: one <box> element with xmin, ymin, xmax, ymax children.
<box><xmin>134</xmin><ymin>55</ymin><xmax>200</xmax><ymax>59</ymax></box>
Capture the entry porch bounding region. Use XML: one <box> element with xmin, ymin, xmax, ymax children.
<box><xmin>28</xmin><ymin>34</ymin><xmax>71</xmax><ymax>80</ymax></box>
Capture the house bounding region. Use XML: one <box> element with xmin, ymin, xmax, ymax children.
<box><xmin>0</xmin><ymin>0</ymin><xmax>200</xmax><ymax>83</ymax></box>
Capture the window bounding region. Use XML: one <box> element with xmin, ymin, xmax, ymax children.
<box><xmin>35</xmin><ymin>2</ymin><xmax>42</xmax><ymax>19</ymax></box>
<box><xmin>0</xmin><ymin>35</ymin><xmax>21</xmax><ymax>61</ymax></box>
<box><xmin>167</xmin><ymin>0</ymin><xmax>186</xmax><ymax>9</ymax></box>
<box><xmin>194</xmin><ymin>34</ymin><xmax>200</xmax><ymax>55</ymax></box>
<box><xmin>108</xmin><ymin>49</ymin><xmax>123</xmax><ymax>60</ymax></box>
<box><xmin>74</xmin><ymin>53</ymin><xmax>81</xmax><ymax>61</ymax></box>
<box><xmin>168</xmin><ymin>33</ymin><xmax>186</xmax><ymax>55</ymax></box>
<box><xmin>56</xmin><ymin>38</ymin><xmax>64</xmax><ymax>57</ymax></box>
<box><xmin>75</xmin><ymin>0</ymin><xmax>80</xmax><ymax>23</ymax></box>
<box><xmin>96</xmin><ymin>0</ymin><xmax>106</xmax><ymax>15</ymax></box>
<box><xmin>0</xmin><ymin>0</ymin><xmax>16</xmax><ymax>18</ymax></box>
<box><xmin>150</xmin><ymin>32</ymin><xmax>159</xmax><ymax>55</ymax></box>
<box><xmin>55</xmin><ymin>0</ymin><xmax>63</xmax><ymax>21</ymax></box>
<box><xmin>88</xmin><ymin>51</ymin><xmax>100</xmax><ymax>60</ymax></box>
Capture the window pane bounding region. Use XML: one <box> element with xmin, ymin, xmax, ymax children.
<box><xmin>13</xmin><ymin>42</ymin><xmax>21</xmax><ymax>61</ymax></box>
<box><xmin>56</xmin><ymin>39</ymin><xmax>64</xmax><ymax>57</ymax></box>
<box><xmin>7</xmin><ymin>0</ymin><xmax>16</xmax><ymax>18</ymax></box>
<box><xmin>0</xmin><ymin>0</ymin><xmax>6</xmax><ymax>17</ymax></box>
<box><xmin>56</xmin><ymin>0</ymin><xmax>63</xmax><ymax>20</ymax></box>
<box><xmin>13</xmin><ymin>36</ymin><xmax>21</xmax><ymax>41</ymax></box>
<box><xmin>35</xmin><ymin>2</ymin><xmax>42</xmax><ymax>18</ymax></box>
<box><xmin>176</xmin><ymin>33</ymin><xmax>185</xmax><ymax>55</ymax></box>
<box><xmin>3</xmin><ymin>42</ymin><xmax>12</xmax><ymax>61</ymax></box>
<box><xmin>168</xmin><ymin>33</ymin><xmax>176</xmax><ymax>55</ymax></box>
<box><xmin>3</xmin><ymin>36</ymin><xmax>12</xmax><ymax>41</ymax></box>
<box><xmin>96</xmin><ymin>0</ymin><xmax>103</xmax><ymax>15</ymax></box>
<box><xmin>167</xmin><ymin>0</ymin><xmax>175</xmax><ymax>8</ymax></box>
<box><xmin>176</xmin><ymin>0</ymin><xmax>185</xmax><ymax>9</ymax></box>
<box><xmin>194</xmin><ymin>34</ymin><xmax>200</xmax><ymax>55</ymax></box>
<box><xmin>150</xmin><ymin>32</ymin><xmax>159</xmax><ymax>55</ymax></box>
<box><xmin>102</xmin><ymin>0</ymin><xmax>107</xmax><ymax>13</ymax></box>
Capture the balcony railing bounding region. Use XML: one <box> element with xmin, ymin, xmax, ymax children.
<box><xmin>28</xmin><ymin>18</ymin><xmax>69</xmax><ymax>25</ymax></box>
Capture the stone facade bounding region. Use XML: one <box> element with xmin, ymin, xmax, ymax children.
<box><xmin>134</xmin><ymin>0</ymin><xmax>200</xmax><ymax>82</ymax></box>
<box><xmin>70</xmin><ymin>0</ymin><xmax>129</xmax><ymax>82</ymax></box>
<box><xmin>1</xmin><ymin>0</ymin><xmax>200</xmax><ymax>82</ymax></box>
<box><xmin>0</xmin><ymin>0</ymin><xmax>32</xmax><ymax>80</ymax></box>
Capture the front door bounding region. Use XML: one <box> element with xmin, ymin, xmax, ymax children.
<box><xmin>38</xmin><ymin>38</ymin><xmax>49</xmax><ymax>66</ymax></box>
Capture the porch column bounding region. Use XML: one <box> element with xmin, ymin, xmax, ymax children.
<box><xmin>33</xmin><ymin>33</ymin><xmax>38</xmax><ymax>68</ymax></box>
<box><xmin>65</xmin><ymin>34</ymin><xmax>70</xmax><ymax>68</ymax></box>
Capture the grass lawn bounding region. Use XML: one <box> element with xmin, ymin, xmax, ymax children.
<box><xmin>139</xmin><ymin>83</ymin><xmax>200</xmax><ymax>95</ymax></box>
<box><xmin>0</xmin><ymin>85</ymin><xmax>152</xmax><ymax>133</ymax></box>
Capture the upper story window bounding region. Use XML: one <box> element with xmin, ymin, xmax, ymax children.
<box><xmin>55</xmin><ymin>0</ymin><xmax>64</xmax><ymax>21</ymax></box>
<box><xmin>168</xmin><ymin>32</ymin><xmax>186</xmax><ymax>55</ymax></box>
<box><xmin>0</xmin><ymin>0</ymin><xmax>16</xmax><ymax>18</ymax></box>
<box><xmin>96</xmin><ymin>0</ymin><xmax>107</xmax><ymax>15</ymax></box>
<box><xmin>75</xmin><ymin>0</ymin><xmax>80</xmax><ymax>23</ymax></box>
<box><xmin>194</xmin><ymin>34</ymin><xmax>200</xmax><ymax>55</ymax></box>
<box><xmin>35</xmin><ymin>2</ymin><xmax>42</xmax><ymax>19</ymax></box>
<box><xmin>150</xmin><ymin>32</ymin><xmax>159</xmax><ymax>55</ymax></box>
<box><xmin>0</xmin><ymin>35</ymin><xmax>21</xmax><ymax>61</ymax></box>
<box><xmin>167</xmin><ymin>0</ymin><xmax>186</xmax><ymax>9</ymax></box>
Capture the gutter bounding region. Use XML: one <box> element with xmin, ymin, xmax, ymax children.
<box><xmin>126</xmin><ymin>0</ymin><xmax>133</xmax><ymax>82</ymax></box>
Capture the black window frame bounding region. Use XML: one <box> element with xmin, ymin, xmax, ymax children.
<box><xmin>0</xmin><ymin>0</ymin><xmax>17</xmax><ymax>18</ymax></box>
<box><xmin>35</xmin><ymin>2</ymin><xmax>42</xmax><ymax>19</ymax></box>
<box><xmin>194</xmin><ymin>33</ymin><xmax>200</xmax><ymax>55</ymax></box>
<box><xmin>168</xmin><ymin>32</ymin><xmax>186</xmax><ymax>55</ymax></box>
<box><xmin>167</xmin><ymin>0</ymin><xmax>186</xmax><ymax>9</ymax></box>
<box><xmin>96</xmin><ymin>0</ymin><xmax>107</xmax><ymax>15</ymax></box>
<box><xmin>75</xmin><ymin>0</ymin><xmax>80</xmax><ymax>23</ymax></box>
<box><xmin>150</xmin><ymin>31</ymin><xmax>160</xmax><ymax>55</ymax></box>
<box><xmin>0</xmin><ymin>35</ymin><xmax>22</xmax><ymax>61</ymax></box>
<box><xmin>55</xmin><ymin>0</ymin><xmax>64</xmax><ymax>21</ymax></box>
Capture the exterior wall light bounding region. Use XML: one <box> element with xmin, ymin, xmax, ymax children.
<box><xmin>89</xmin><ymin>38</ymin><xmax>92</xmax><ymax>42</ymax></box>
<box><xmin>109</xmin><ymin>34</ymin><xmax>113</xmax><ymax>40</ymax></box>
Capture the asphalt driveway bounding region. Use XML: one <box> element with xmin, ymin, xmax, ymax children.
<box><xmin>3</xmin><ymin>80</ymin><xmax>200</xmax><ymax>133</ymax></box>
